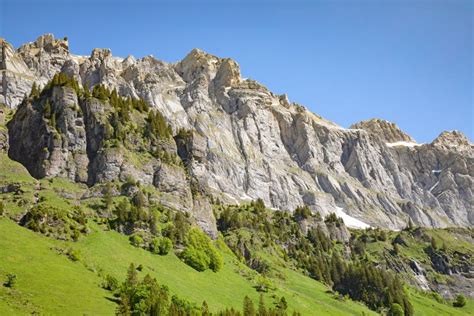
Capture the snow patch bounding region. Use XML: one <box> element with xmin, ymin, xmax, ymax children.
<box><xmin>70</xmin><ymin>54</ymin><xmax>88</xmax><ymax>63</ymax></box>
<box><xmin>334</xmin><ymin>207</ymin><xmax>370</xmax><ymax>229</ymax></box>
<box><xmin>386</xmin><ymin>141</ymin><xmax>421</xmax><ymax>148</ymax></box>
<box><xmin>239</xmin><ymin>193</ymin><xmax>253</xmax><ymax>201</ymax></box>
<box><xmin>432</xmin><ymin>169</ymin><xmax>442</xmax><ymax>174</ymax></box>
<box><xmin>112</xmin><ymin>56</ymin><xmax>124</xmax><ymax>63</ymax></box>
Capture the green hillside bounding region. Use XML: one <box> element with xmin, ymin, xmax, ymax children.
<box><xmin>0</xmin><ymin>217</ymin><xmax>377</xmax><ymax>315</ymax></box>
<box><xmin>2</xmin><ymin>217</ymin><xmax>471</xmax><ymax>315</ymax></box>
<box><xmin>0</xmin><ymin>102</ymin><xmax>472</xmax><ymax>315</ymax></box>
<box><xmin>0</xmin><ymin>151</ymin><xmax>372</xmax><ymax>315</ymax></box>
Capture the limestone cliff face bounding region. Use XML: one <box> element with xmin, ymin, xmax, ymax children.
<box><xmin>2</xmin><ymin>34</ymin><xmax>473</xmax><ymax>230</ymax></box>
<box><xmin>8</xmin><ymin>86</ymin><xmax>88</xmax><ymax>182</ymax></box>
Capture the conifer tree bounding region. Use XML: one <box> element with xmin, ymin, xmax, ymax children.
<box><xmin>103</xmin><ymin>182</ymin><xmax>113</xmax><ymax>209</ymax></box>
<box><xmin>43</xmin><ymin>100</ymin><xmax>52</xmax><ymax>118</ymax></box>
<box><xmin>201</xmin><ymin>301</ymin><xmax>210</xmax><ymax>316</ymax></box>
<box><xmin>258</xmin><ymin>294</ymin><xmax>267</xmax><ymax>316</ymax></box>
<box><xmin>125</xmin><ymin>263</ymin><xmax>138</xmax><ymax>288</ymax></box>
<box><xmin>30</xmin><ymin>82</ymin><xmax>39</xmax><ymax>98</ymax></box>
<box><xmin>243</xmin><ymin>296</ymin><xmax>255</xmax><ymax>316</ymax></box>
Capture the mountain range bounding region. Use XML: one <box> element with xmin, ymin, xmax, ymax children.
<box><xmin>1</xmin><ymin>34</ymin><xmax>472</xmax><ymax>231</ymax></box>
<box><xmin>0</xmin><ymin>34</ymin><xmax>472</xmax><ymax>315</ymax></box>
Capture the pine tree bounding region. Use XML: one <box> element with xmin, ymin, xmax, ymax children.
<box><xmin>114</xmin><ymin>199</ymin><xmax>130</xmax><ymax>223</ymax></box>
<box><xmin>30</xmin><ymin>82</ymin><xmax>39</xmax><ymax>98</ymax></box>
<box><xmin>83</xmin><ymin>85</ymin><xmax>91</xmax><ymax>99</ymax></box>
<box><xmin>201</xmin><ymin>301</ymin><xmax>210</xmax><ymax>316</ymax></box>
<box><xmin>103</xmin><ymin>182</ymin><xmax>113</xmax><ymax>209</ymax></box>
<box><xmin>43</xmin><ymin>100</ymin><xmax>52</xmax><ymax>118</ymax></box>
<box><xmin>258</xmin><ymin>294</ymin><xmax>267</xmax><ymax>316</ymax></box>
<box><xmin>104</xmin><ymin>122</ymin><xmax>114</xmax><ymax>140</ymax></box>
<box><xmin>132</xmin><ymin>190</ymin><xmax>146</xmax><ymax>210</ymax></box>
<box><xmin>125</xmin><ymin>263</ymin><xmax>138</xmax><ymax>288</ymax></box>
<box><xmin>243</xmin><ymin>296</ymin><xmax>255</xmax><ymax>316</ymax></box>
<box><xmin>116</xmin><ymin>294</ymin><xmax>132</xmax><ymax>316</ymax></box>
<box><xmin>277</xmin><ymin>297</ymin><xmax>288</xmax><ymax>311</ymax></box>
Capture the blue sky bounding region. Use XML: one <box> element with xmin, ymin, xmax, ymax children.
<box><xmin>1</xmin><ymin>0</ymin><xmax>472</xmax><ymax>142</ymax></box>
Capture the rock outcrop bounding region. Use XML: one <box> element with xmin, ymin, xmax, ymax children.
<box><xmin>0</xmin><ymin>105</ymin><xmax>8</xmax><ymax>151</ymax></box>
<box><xmin>350</xmin><ymin>118</ymin><xmax>416</xmax><ymax>143</ymax></box>
<box><xmin>2</xmin><ymin>34</ymin><xmax>473</xmax><ymax>230</ymax></box>
<box><xmin>8</xmin><ymin>86</ymin><xmax>88</xmax><ymax>182</ymax></box>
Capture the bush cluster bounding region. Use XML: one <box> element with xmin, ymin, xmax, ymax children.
<box><xmin>180</xmin><ymin>228</ymin><xmax>222</xmax><ymax>272</ymax></box>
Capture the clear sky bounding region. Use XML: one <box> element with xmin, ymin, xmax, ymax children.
<box><xmin>1</xmin><ymin>0</ymin><xmax>472</xmax><ymax>143</ymax></box>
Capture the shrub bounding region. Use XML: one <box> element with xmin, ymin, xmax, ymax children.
<box><xmin>208</xmin><ymin>245</ymin><xmax>223</xmax><ymax>272</ymax></box>
<box><xmin>130</xmin><ymin>234</ymin><xmax>144</xmax><ymax>247</ymax></box>
<box><xmin>293</xmin><ymin>205</ymin><xmax>312</xmax><ymax>220</ymax></box>
<box><xmin>67</xmin><ymin>248</ymin><xmax>81</xmax><ymax>262</ymax></box>
<box><xmin>453</xmin><ymin>294</ymin><xmax>467</xmax><ymax>308</ymax></box>
<box><xmin>389</xmin><ymin>303</ymin><xmax>404</xmax><ymax>316</ymax></box>
<box><xmin>157</xmin><ymin>237</ymin><xmax>173</xmax><ymax>255</ymax></box>
<box><xmin>4</xmin><ymin>274</ymin><xmax>17</xmax><ymax>288</ymax></box>
<box><xmin>325</xmin><ymin>212</ymin><xmax>343</xmax><ymax>226</ymax></box>
<box><xmin>181</xmin><ymin>246</ymin><xmax>210</xmax><ymax>271</ymax></box>
<box><xmin>180</xmin><ymin>228</ymin><xmax>222</xmax><ymax>272</ymax></box>
<box><xmin>251</xmin><ymin>198</ymin><xmax>266</xmax><ymax>214</ymax></box>
<box><xmin>102</xmin><ymin>274</ymin><xmax>119</xmax><ymax>291</ymax></box>
<box><xmin>428</xmin><ymin>291</ymin><xmax>445</xmax><ymax>304</ymax></box>
<box><xmin>431</xmin><ymin>237</ymin><xmax>439</xmax><ymax>251</ymax></box>
<box><xmin>0</xmin><ymin>201</ymin><xmax>4</xmax><ymax>216</ymax></box>
<box><xmin>255</xmin><ymin>275</ymin><xmax>272</xmax><ymax>292</ymax></box>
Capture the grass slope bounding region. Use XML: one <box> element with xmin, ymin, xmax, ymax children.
<box><xmin>0</xmin><ymin>219</ymin><xmax>115</xmax><ymax>315</ymax></box>
<box><xmin>0</xmin><ymin>218</ymin><xmax>377</xmax><ymax>315</ymax></box>
<box><xmin>409</xmin><ymin>290</ymin><xmax>474</xmax><ymax>316</ymax></box>
<box><xmin>0</xmin><ymin>152</ymin><xmax>472</xmax><ymax>315</ymax></box>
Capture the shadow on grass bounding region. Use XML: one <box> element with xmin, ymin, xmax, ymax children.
<box><xmin>105</xmin><ymin>295</ymin><xmax>121</xmax><ymax>304</ymax></box>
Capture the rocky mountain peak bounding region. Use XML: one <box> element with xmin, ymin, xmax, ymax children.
<box><xmin>90</xmin><ymin>48</ymin><xmax>112</xmax><ymax>61</ymax></box>
<box><xmin>175</xmin><ymin>48</ymin><xmax>241</xmax><ymax>86</ymax></box>
<box><xmin>350</xmin><ymin>118</ymin><xmax>416</xmax><ymax>144</ymax></box>
<box><xmin>18</xmin><ymin>33</ymin><xmax>69</xmax><ymax>56</ymax></box>
<box><xmin>214</xmin><ymin>58</ymin><xmax>241</xmax><ymax>87</ymax></box>
<box><xmin>432</xmin><ymin>130</ymin><xmax>473</xmax><ymax>152</ymax></box>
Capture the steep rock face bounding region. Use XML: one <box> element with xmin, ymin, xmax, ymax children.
<box><xmin>153</xmin><ymin>162</ymin><xmax>193</xmax><ymax>212</ymax></box>
<box><xmin>0</xmin><ymin>105</ymin><xmax>8</xmax><ymax>152</ymax></box>
<box><xmin>3</xmin><ymin>35</ymin><xmax>473</xmax><ymax>230</ymax></box>
<box><xmin>7</xmin><ymin>86</ymin><xmax>88</xmax><ymax>181</ymax></box>
<box><xmin>7</xmin><ymin>84</ymin><xmax>195</xmax><ymax>210</ymax></box>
